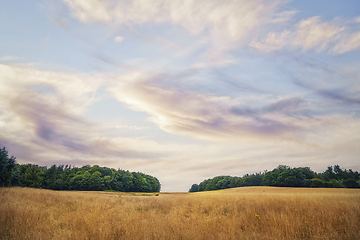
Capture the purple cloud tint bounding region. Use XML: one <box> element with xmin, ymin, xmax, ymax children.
<box><xmin>294</xmin><ymin>78</ymin><xmax>360</xmax><ymax>106</ymax></box>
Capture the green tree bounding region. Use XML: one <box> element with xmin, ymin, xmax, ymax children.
<box><xmin>89</xmin><ymin>171</ymin><xmax>105</xmax><ymax>191</ymax></box>
<box><xmin>0</xmin><ymin>146</ymin><xmax>17</xmax><ymax>187</ymax></box>
<box><xmin>20</xmin><ymin>164</ymin><xmax>45</xmax><ymax>188</ymax></box>
<box><xmin>216</xmin><ymin>178</ymin><xmax>229</xmax><ymax>189</ymax></box>
<box><xmin>10</xmin><ymin>165</ymin><xmax>21</xmax><ymax>186</ymax></box>
<box><xmin>104</xmin><ymin>175</ymin><xmax>112</xmax><ymax>190</ymax></box>
<box><xmin>80</xmin><ymin>171</ymin><xmax>91</xmax><ymax>190</ymax></box>
<box><xmin>334</xmin><ymin>165</ymin><xmax>345</xmax><ymax>180</ymax></box>
<box><xmin>52</xmin><ymin>179</ymin><xmax>64</xmax><ymax>190</ymax></box>
<box><xmin>243</xmin><ymin>174</ymin><xmax>263</xmax><ymax>186</ymax></box>
<box><xmin>132</xmin><ymin>172</ymin><xmax>147</xmax><ymax>192</ymax></box>
<box><xmin>189</xmin><ymin>183</ymin><xmax>199</xmax><ymax>192</ymax></box>
<box><xmin>1</xmin><ymin>155</ymin><xmax>161</xmax><ymax>193</ymax></box>
<box><xmin>328</xmin><ymin>179</ymin><xmax>344</xmax><ymax>188</ymax></box>
<box><xmin>342</xmin><ymin>179</ymin><xmax>360</xmax><ymax>188</ymax></box>
<box><xmin>110</xmin><ymin>171</ymin><xmax>124</xmax><ymax>191</ymax></box>
<box><xmin>322</xmin><ymin>166</ymin><xmax>336</xmax><ymax>181</ymax></box>
<box><xmin>122</xmin><ymin>171</ymin><xmax>135</xmax><ymax>191</ymax></box>
<box><xmin>310</xmin><ymin>178</ymin><xmax>326</xmax><ymax>188</ymax></box>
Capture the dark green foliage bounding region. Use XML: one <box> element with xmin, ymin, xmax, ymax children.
<box><xmin>308</xmin><ymin>178</ymin><xmax>326</xmax><ymax>188</ymax></box>
<box><xmin>17</xmin><ymin>164</ymin><xmax>46</xmax><ymax>188</ymax></box>
<box><xmin>0</xmin><ymin>147</ymin><xmax>17</xmax><ymax>187</ymax></box>
<box><xmin>195</xmin><ymin>173</ymin><xmax>264</xmax><ymax>192</ymax></box>
<box><xmin>342</xmin><ymin>179</ymin><xmax>360</xmax><ymax>188</ymax></box>
<box><xmin>12</xmin><ymin>164</ymin><xmax>160</xmax><ymax>192</ymax></box>
<box><xmin>327</xmin><ymin>179</ymin><xmax>344</xmax><ymax>188</ymax></box>
<box><xmin>189</xmin><ymin>183</ymin><xmax>199</xmax><ymax>192</ymax></box>
<box><xmin>262</xmin><ymin>165</ymin><xmax>312</xmax><ymax>187</ymax></box>
<box><xmin>190</xmin><ymin>165</ymin><xmax>360</xmax><ymax>192</ymax></box>
<box><xmin>0</xmin><ymin>145</ymin><xmax>161</xmax><ymax>192</ymax></box>
<box><xmin>322</xmin><ymin>166</ymin><xmax>336</xmax><ymax>181</ymax></box>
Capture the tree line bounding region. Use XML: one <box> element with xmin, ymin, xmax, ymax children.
<box><xmin>0</xmin><ymin>146</ymin><xmax>160</xmax><ymax>192</ymax></box>
<box><xmin>189</xmin><ymin>165</ymin><xmax>360</xmax><ymax>192</ymax></box>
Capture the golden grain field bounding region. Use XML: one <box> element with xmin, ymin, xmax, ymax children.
<box><xmin>1</xmin><ymin>187</ymin><xmax>359</xmax><ymax>240</ymax></box>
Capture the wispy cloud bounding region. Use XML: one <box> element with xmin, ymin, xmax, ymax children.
<box><xmin>332</xmin><ymin>31</ymin><xmax>360</xmax><ymax>54</ymax></box>
<box><xmin>108</xmin><ymin>70</ymin><xmax>341</xmax><ymax>141</ymax></box>
<box><xmin>294</xmin><ymin>78</ymin><xmax>360</xmax><ymax>106</ymax></box>
<box><xmin>63</xmin><ymin>0</ymin><xmax>289</xmax><ymax>42</ymax></box>
<box><xmin>0</xmin><ymin>56</ymin><xmax>25</xmax><ymax>62</ymax></box>
<box><xmin>0</xmin><ymin>64</ymin><xmax>175</xmax><ymax>163</ymax></box>
<box><xmin>250</xmin><ymin>16</ymin><xmax>360</xmax><ymax>54</ymax></box>
<box><xmin>0</xmin><ymin>64</ymin><xmax>100</xmax><ymax>151</ymax></box>
<box><xmin>113</xmin><ymin>35</ymin><xmax>124</xmax><ymax>43</ymax></box>
<box><xmin>294</xmin><ymin>17</ymin><xmax>345</xmax><ymax>51</ymax></box>
<box><xmin>115</xmin><ymin>125</ymin><xmax>149</xmax><ymax>130</ymax></box>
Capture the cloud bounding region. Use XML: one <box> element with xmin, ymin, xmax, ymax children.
<box><xmin>332</xmin><ymin>31</ymin><xmax>360</xmax><ymax>54</ymax></box>
<box><xmin>264</xmin><ymin>97</ymin><xmax>304</xmax><ymax>113</ymax></box>
<box><xmin>317</xmin><ymin>89</ymin><xmax>360</xmax><ymax>105</ymax></box>
<box><xmin>63</xmin><ymin>0</ymin><xmax>290</xmax><ymax>42</ymax></box>
<box><xmin>293</xmin><ymin>16</ymin><xmax>345</xmax><ymax>51</ymax></box>
<box><xmin>0</xmin><ymin>64</ymin><xmax>176</xmax><ymax>163</ymax></box>
<box><xmin>230</xmin><ymin>97</ymin><xmax>306</xmax><ymax>116</ymax></box>
<box><xmin>294</xmin><ymin>78</ymin><xmax>360</xmax><ymax>106</ymax></box>
<box><xmin>250</xmin><ymin>16</ymin><xmax>360</xmax><ymax>54</ymax></box>
<box><xmin>270</xmin><ymin>10</ymin><xmax>299</xmax><ymax>23</ymax></box>
<box><xmin>115</xmin><ymin>125</ymin><xmax>149</xmax><ymax>130</ymax></box>
<box><xmin>113</xmin><ymin>35</ymin><xmax>124</xmax><ymax>43</ymax></box>
<box><xmin>9</xmin><ymin>90</ymin><xmax>90</xmax><ymax>151</ymax></box>
<box><xmin>0</xmin><ymin>64</ymin><xmax>221</xmax><ymax>193</ymax></box>
<box><xmin>0</xmin><ymin>56</ymin><xmax>25</xmax><ymax>62</ymax></box>
<box><xmin>0</xmin><ymin>64</ymin><xmax>102</xmax><ymax>114</ymax></box>
<box><xmin>0</xmin><ymin>64</ymin><xmax>101</xmax><ymax>151</ymax></box>
<box><xmin>249</xmin><ymin>30</ymin><xmax>292</xmax><ymax>52</ymax></box>
<box><xmin>107</xmin><ymin>70</ymin><xmax>334</xmax><ymax>141</ymax></box>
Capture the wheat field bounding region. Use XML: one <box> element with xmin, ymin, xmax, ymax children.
<box><xmin>1</xmin><ymin>187</ymin><xmax>359</xmax><ymax>240</ymax></box>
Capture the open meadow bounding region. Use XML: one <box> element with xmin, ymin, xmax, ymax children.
<box><xmin>1</xmin><ymin>187</ymin><xmax>359</xmax><ymax>239</ymax></box>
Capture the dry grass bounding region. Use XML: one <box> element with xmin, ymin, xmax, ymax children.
<box><xmin>1</xmin><ymin>187</ymin><xmax>359</xmax><ymax>240</ymax></box>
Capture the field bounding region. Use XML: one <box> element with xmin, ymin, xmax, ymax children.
<box><xmin>1</xmin><ymin>187</ymin><xmax>359</xmax><ymax>239</ymax></box>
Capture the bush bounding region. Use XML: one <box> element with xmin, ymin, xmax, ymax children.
<box><xmin>342</xmin><ymin>179</ymin><xmax>359</xmax><ymax>188</ymax></box>
<box><xmin>189</xmin><ymin>184</ymin><xmax>199</xmax><ymax>192</ymax></box>
<box><xmin>310</xmin><ymin>178</ymin><xmax>326</xmax><ymax>188</ymax></box>
<box><xmin>327</xmin><ymin>179</ymin><xmax>344</xmax><ymax>188</ymax></box>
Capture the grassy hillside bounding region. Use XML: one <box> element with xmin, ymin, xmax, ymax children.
<box><xmin>1</xmin><ymin>187</ymin><xmax>359</xmax><ymax>239</ymax></box>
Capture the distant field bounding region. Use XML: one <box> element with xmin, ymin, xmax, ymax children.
<box><xmin>1</xmin><ymin>187</ymin><xmax>359</xmax><ymax>239</ymax></box>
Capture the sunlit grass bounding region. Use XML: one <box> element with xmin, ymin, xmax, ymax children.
<box><xmin>1</xmin><ymin>187</ymin><xmax>359</xmax><ymax>239</ymax></box>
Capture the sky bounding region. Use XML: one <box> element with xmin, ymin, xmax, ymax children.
<box><xmin>1</xmin><ymin>0</ymin><xmax>360</xmax><ymax>192</ymax></box>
